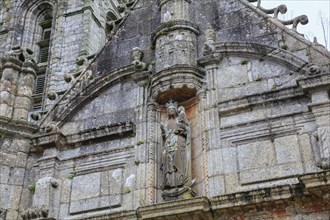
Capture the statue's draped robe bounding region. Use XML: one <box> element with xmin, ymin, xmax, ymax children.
<box><xmin>162</xmin><ymin>117</ymin><xmax>191</xmax><ymax>190</ymax></box>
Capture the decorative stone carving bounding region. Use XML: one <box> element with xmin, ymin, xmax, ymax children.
<box><xmin>0</xmin><ymin>209</ymin><xmax>6</xmax><ymax>220</ymax></box>
<box><xmin>203</xmin><ymin>26</ymin><xmax>216</xmax><ymax>55</ymax></box>
<box><xmin>20</xmin><ymin>206</ymin><xmax>49</xmax><ymax>220</ymax></box>
<box><xmin>160</xmin><ymin>101</ymin><xmax>195</xmax><ymax>200</ymax></box>
<box><xmin>307</xmin><ymin>64</ymin><xmax>322</xmax><ymax>75</ymax></box>
<box><xmin>281</xmin><ymin>15</ymin><xmax>309</xmax><ymax>31</ymax></box>
<box><xmin>40</xmin><ymin>122</ymin><xmax>59</xmax><ymax>134</ymax></box>
<box><xmin>131</xmin><ymin>47</ymin><xmax>146</xmax><ymax>71</ymax></box>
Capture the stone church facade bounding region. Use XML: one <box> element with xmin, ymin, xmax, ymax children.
<box><xmin>0</xmin><ymin>0</ymin><xmax>330</xmax><ymax>219</ymax></box>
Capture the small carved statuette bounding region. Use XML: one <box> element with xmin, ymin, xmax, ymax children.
<box><xmin>131</xmin><ymin>47</ymin><xmax>146</xmax><ymax>71</ymax></box>
<box><xmin>160</xmin><ymin>101</ymin><xmax>195</xmax><ymax>200</ymax></box>
<box><xmin>203</xmin><ymin>26</ymin><xmax>216</xmax><ymax>55</ymax></box>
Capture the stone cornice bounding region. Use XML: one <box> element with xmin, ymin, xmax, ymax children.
<box><xmin>298</xmin><ymin>74</ymin><xmax>330</xmax><ymax>92</ymax></box>
<box><xmin>0</xmin><ymin>117</ymin><xmax>38</xmax><ymax>138</ymax></box>
<box><xmin>73</xmin><ymin>171</ymin><xmax>330</xmax><ymax>220</ymax></box>
<box><xmin>33</xmin><ymin>121</ymin><xmax>135</xmax><ymax>148</ymax></box>
<box><xmin>218</xmin><ymin>86</ymin><xmax>306</xmax><ymax>115</ymax></box>
<box><xmin>159</xmin><ymin>0</ymin><xmax>191</xmax><ymax>8</ymax></box>
<box><xmin>152</xmin><ymin>20</ymin><xmax>199</xmax><ymax>46</ymax></box>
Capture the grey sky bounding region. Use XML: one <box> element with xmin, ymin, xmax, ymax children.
<box><xmin>251</xmin><ymin>0</ymin><xmax>330</xmax><ymax>49</ymax></box>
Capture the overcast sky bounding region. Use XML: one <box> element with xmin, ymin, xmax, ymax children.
<box><xmin>251</xmin><ymin>0</ymin><xmax>330</xmax><ymax>49</ymax></box>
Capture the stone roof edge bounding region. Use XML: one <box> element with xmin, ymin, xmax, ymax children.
<box><xmin>241</xmin><ymin>0</ymin><xmax>330</xmax><ymax>58</ymax></box>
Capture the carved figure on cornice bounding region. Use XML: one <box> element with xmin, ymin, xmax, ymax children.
<box><xmin>131</xmin><ymin>47</ymin><xmax>146</xmax><ymax>71</ymax></box>
<box><xmin>203</xmin><ymin>26</ymin><xmax>216</xmax><ymax>55</ymax></box>
<box><xmin>20</xmin><ymin>205</ymin><xmax>49</xmax><ymax>220</ymax></box>
<box><xmin>160</xmin><ymin>101</ymin><xmax>194</xmax><ymax>199</ymax></box>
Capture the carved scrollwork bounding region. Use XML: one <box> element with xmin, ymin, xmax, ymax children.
<box><xmin>281</xmin><ymin>15</ymin><xmax>309</xmax><ymax>31</ymax></box>
<box><xmin>248</xmin><ymin>0</ymin><xmax>309</xmax><ymax>33</ymax></box>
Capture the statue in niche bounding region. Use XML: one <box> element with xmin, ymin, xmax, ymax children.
<box><xmin>160</xmin><ymin>100</ymin><xmax>195</xmax><ymax>200</ymax></box>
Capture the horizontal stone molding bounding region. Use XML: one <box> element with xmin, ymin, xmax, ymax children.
<box><xmin>219</xmin><ymin>112</ymin><xmax>314</xmax><ymax>145</ymax></box>
<box><xmin>152</xmin><ymin>20</ymin><xmax>199</xmax><ymax>45</ymax></box>
<box><xmin>159</xmin><ymin>0</ymin><xmax>191</xmax><ymax>8</ymax></box>
<box><xmin>218</xmin><ymin>86</ymin><xmax>305</xmax><ymax>115</ymax></box>
<box><xmin>298</xmin><ymin>74</ymin><xmax>330</xmax><ymax>91</ymax></box>
<box><xmin>33</xmin><ymin>121</ymin><xmax>135</xmax><ymax>148</ymax></box>
<box><xmin>66</xmin><ymin>171</ymin><xmax>330</xmax><ymax>220</ymax></box>
<box><xmin>0</xmin><ymin>117</ymin><xmax>38</xmax><ymax>138</ymax></box>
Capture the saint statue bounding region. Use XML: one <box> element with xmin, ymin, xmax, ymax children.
<box><xmin>160</xmin><ymin>101</ymin><xmax>194</xmax><ymax>199</ymax></box>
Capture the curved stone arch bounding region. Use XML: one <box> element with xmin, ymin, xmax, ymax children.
<box><xmin>40</xmin><ymin>67</ymin><xmax>136</xmax><ymax>128</ymax></box>
<box><xmin>211</xmin><ymin>42</ymin><xmax>308</xmax><ymax>72</ymax></box>
<box><xmin>17</xmin><ymin>0</ymin><xmax>56</xmax><ymax>55</ymax></box>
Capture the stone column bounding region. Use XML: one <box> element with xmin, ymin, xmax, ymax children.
<box><xmin>146</xmin><ymin>102</ymin><xmax>160</xmax><ymax>204</ymax></box>
<box><xmin>13</xmin><ymin>57</ymin><xmax>38</xmax><ymax>121</ymax></box>
<box><xmin>0</xmin><ymin>51</ymin><xmax>22</xmax><ymax>119</ymax></box>
<box><xmin>197</xmin><ymin>90</ymin><xmax>209</xmax><ymax>196</ymax></box>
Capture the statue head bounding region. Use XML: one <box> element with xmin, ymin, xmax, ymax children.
<box><xmin>166</xmin><ymin>100</ymin><xmax>178</xmax><ymax>117</ymax></box>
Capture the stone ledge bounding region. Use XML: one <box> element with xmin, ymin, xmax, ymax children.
<box><xmin>218</xmin><ymin>86</ymin><xmax>305</xmax><ymax>115</ymax></box>
<box><xmin>33</xmin><ymin>121</ymin><xmax>135</xmax><ymax>148</ymax></box>
<box><xmin>0</xmin><ymin>116</ymin><xmax>38</xmax><ymax>138</ymax></box>
<box><xmin>73</xmin><ymin>171</ymin><xmax>330</xmax><ymax>220</ymax></box>
<box><xmin>298</xmin><ymin>74</ymin><xmax>330</xmax><ymax>91</ymax></box>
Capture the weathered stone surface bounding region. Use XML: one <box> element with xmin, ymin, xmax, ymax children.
<box><xmin>1</xmin><ymin>0</ymin><xmax>330</xmax><ymax>219</ymax></box>
<box><xmin>71</xmin><ymin>173</ymin><xmax>101</xmax><ymax>201</ymax></box>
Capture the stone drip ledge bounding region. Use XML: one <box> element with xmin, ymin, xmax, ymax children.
<box><xmin>33</xmin><ymin>121</ymin><xmax>135</xmax><ymax>148</ymax></box>
<box><xmin>0</xmin><ymin>116</ymin><xmax>38</xmax><ymax>138</ymax></box>
<box><xmin>73</xmin><ymin>171</ymin><xmax>330</xmax><ymax>220</ymax></box>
